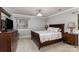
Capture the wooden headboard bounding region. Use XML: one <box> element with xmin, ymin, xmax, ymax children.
<box><xmin>49</xmin><ymin>24</ymin><xmax>64</xmax><ymax>34</ymax></box>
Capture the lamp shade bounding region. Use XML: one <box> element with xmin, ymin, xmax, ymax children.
<box><xmin>67</xmin><ymin>22</ymin><xmax>76</xmax><ymax>28</ymax></box>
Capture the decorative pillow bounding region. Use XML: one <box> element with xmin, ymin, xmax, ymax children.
<box><xmin>58</xmin><ymin>28</ymin><xmax>61</xmax><ymax>32</ymax></box>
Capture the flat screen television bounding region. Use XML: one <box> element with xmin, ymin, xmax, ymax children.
<box><xmin>6</xmin><ymin>18</ymin><xmax>13</xmax><ymax>30</ymax></box>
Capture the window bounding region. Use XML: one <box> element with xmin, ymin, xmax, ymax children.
<box><xmin>16</xmin><ymin>19</ymin><xmax>28</xmax><ymax>29</ymax></box>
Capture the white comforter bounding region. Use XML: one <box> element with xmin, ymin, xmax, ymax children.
<box><xmin>35</xmin><ymin>30</ymin><xmax>62</xmax><ymax>43</ymax></box>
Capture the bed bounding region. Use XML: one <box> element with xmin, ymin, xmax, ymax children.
<box><xmin>31</xmin><ymin>24</ymin><xmax>64</xmax><ymax>49</ymax></box>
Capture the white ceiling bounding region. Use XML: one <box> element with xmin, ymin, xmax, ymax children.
<box><xmin>4</xmin><ymin>7</ymin><xmax>72</xmax><ymax>17</ymax></box>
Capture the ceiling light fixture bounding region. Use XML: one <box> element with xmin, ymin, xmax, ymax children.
<box><xmin>37</xmin><ymin>9</ymin><xmax>43</xmax><ymax>16</ymax></box>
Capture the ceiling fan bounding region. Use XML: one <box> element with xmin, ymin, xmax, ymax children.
<box><xmin>36</xmin><ymin>9</ymin><xmax>43</xmax><ymax>16</ymax></box>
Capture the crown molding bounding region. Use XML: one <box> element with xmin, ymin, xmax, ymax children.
<box><xmin>12</xmin><ymin>13</ymin><xmax>46</xmax><ymax>19</ymax></box>
<box><xmin>47</xmin><ymin>7</ymin><xmax>78</xmax><ymax>17</ymax></box>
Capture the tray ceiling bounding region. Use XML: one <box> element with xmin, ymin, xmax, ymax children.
<box><xmin>4</xmin><ymin>7</ymin><xmax>72</xmax><ymax>17</ymax></box>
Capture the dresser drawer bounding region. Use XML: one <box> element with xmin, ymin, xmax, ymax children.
<box><xmin>64</xmin><ymin>32</ymin><xmax>77</xmax><ymax>45</ymax></box>
<box><xmin>0</xmin><ymin>30</ymin><xmax>18</xmax><ymax>52</ymax></box>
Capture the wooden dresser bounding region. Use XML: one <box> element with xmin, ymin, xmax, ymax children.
<box><xmin>63</xmin><ymin>32</ymin><xmax>78</xmax><ymax>47</ymax></box>
<box><xmin>0</xmin><ymin>30</ymin><xmax>19</xmax><ymax>52</ymax></box>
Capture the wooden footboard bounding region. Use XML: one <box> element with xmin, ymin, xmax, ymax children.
<box><xmin>31</xmin><ymin>31</ymin><xmax>41</xmax><ymax>49</ymax></box>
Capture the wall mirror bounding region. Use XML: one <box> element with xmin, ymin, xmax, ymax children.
<box><xmin>0</xmin><ymin>7</ymin><xmax>11</xmax><ymax>31</ymax></box>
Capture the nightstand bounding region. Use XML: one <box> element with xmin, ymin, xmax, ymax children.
<box><xmin>63</xmin><ymin>32</ymin><xmax>78</xmax><ymax>47</ymax></box>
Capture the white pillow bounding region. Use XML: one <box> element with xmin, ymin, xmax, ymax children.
<box><xmin>52</xmin><ymin>28</ymin><xmax>59</xmax><ymax>32</ymax></box>
<box><xmin>47</xmin><ymin>27</ymin><xmax>53</xmax><ymax>31</ymax></box>
<box><xmin>47</xmin><ymin>27</ymin><xmax>61</xmax><ymax>32</ymax></box>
